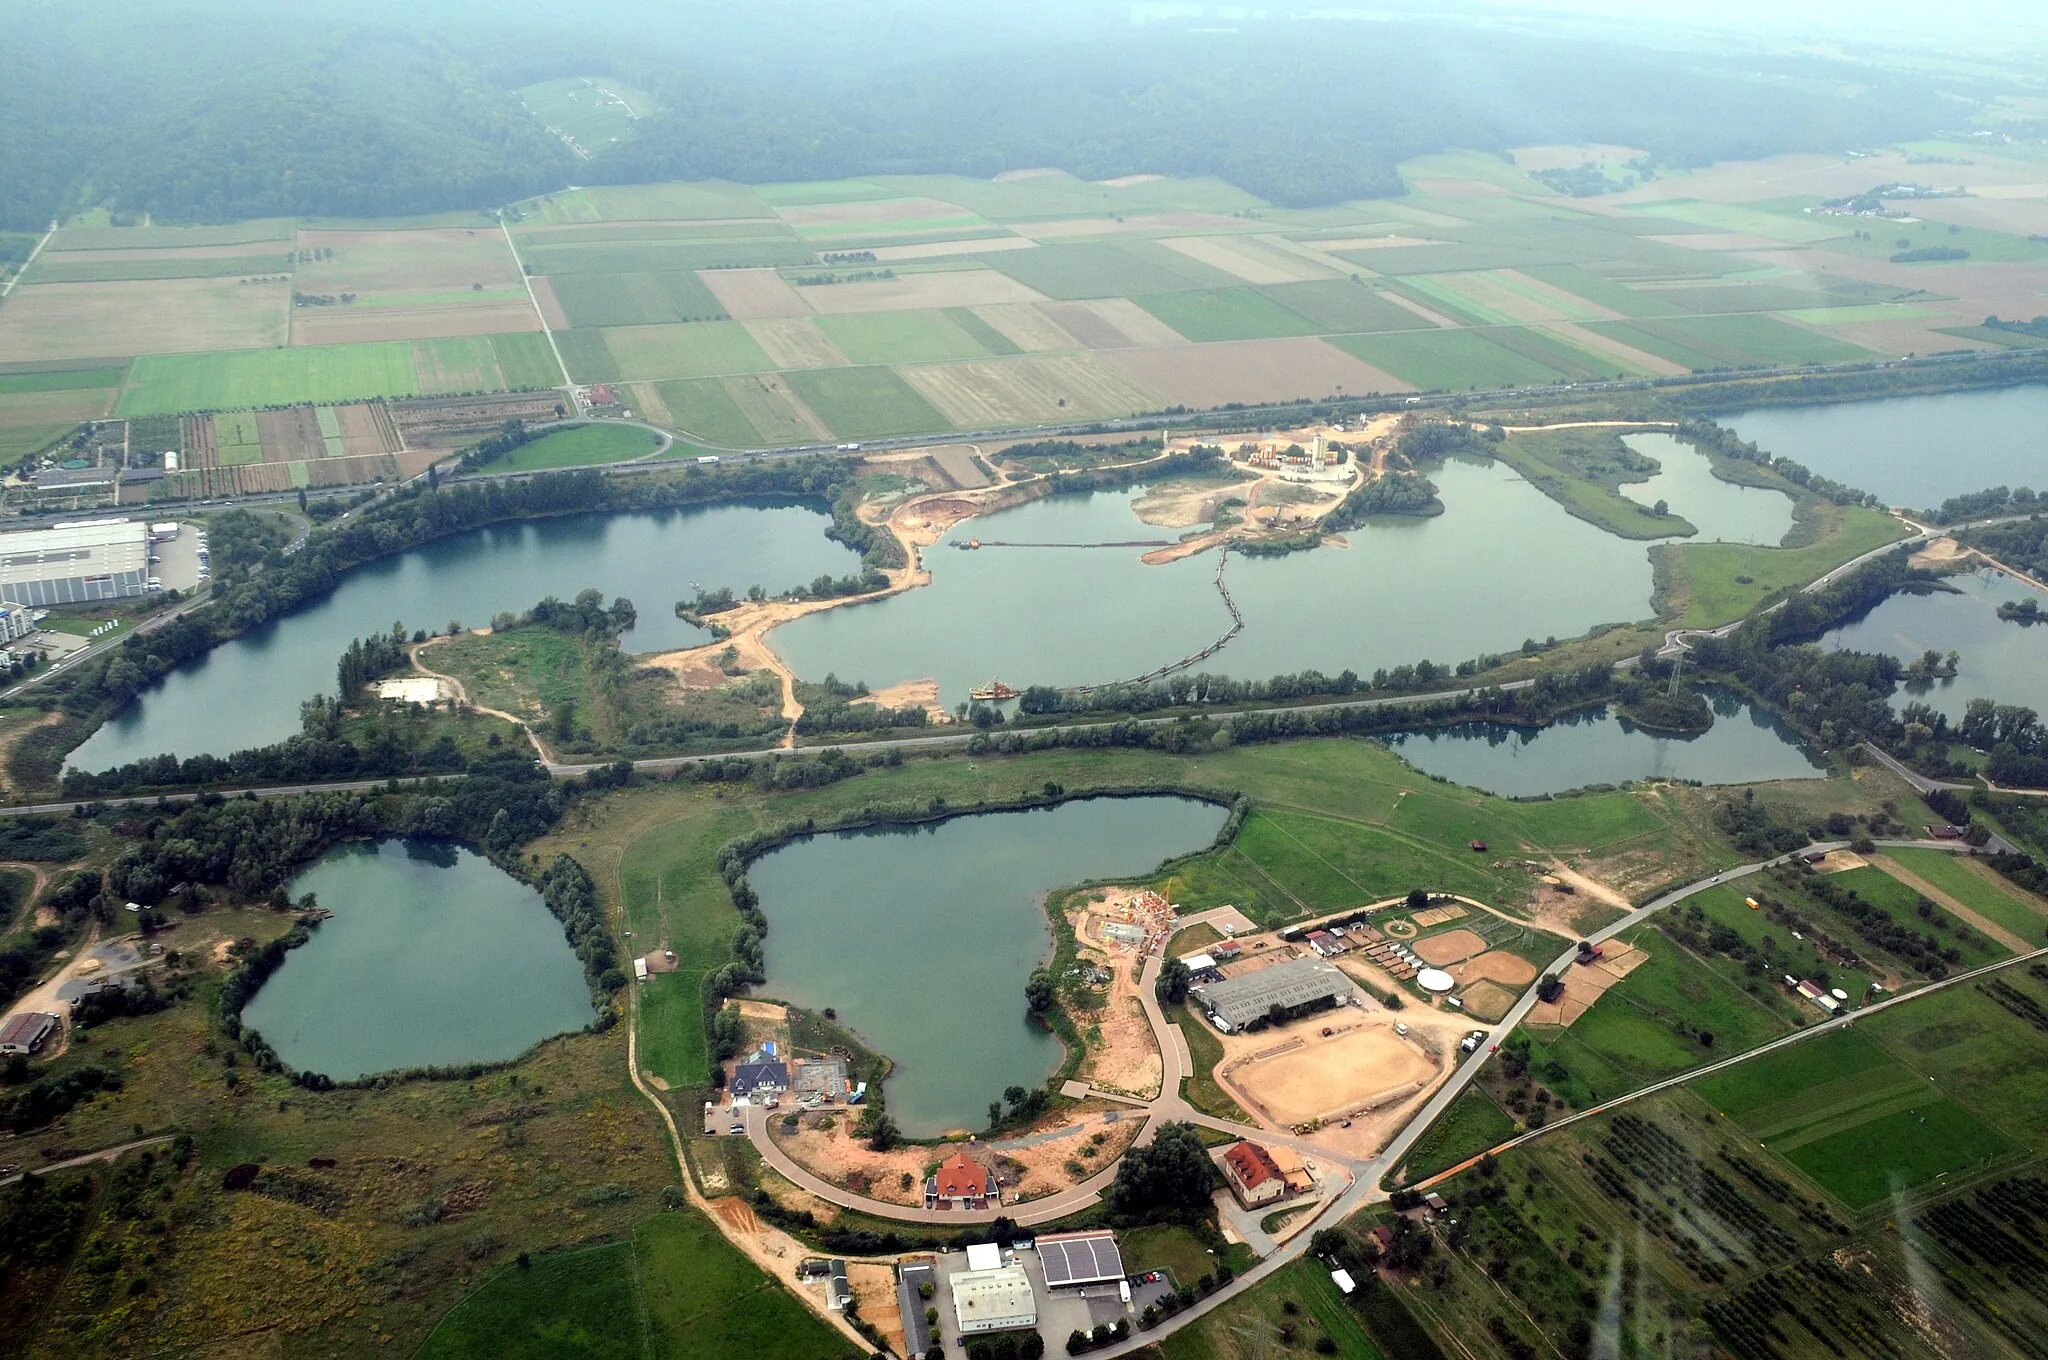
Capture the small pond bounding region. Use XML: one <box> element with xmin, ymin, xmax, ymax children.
<box><xmin>239</xmin><ymin>839</ymin><xmax>594</xmax><ymax>1079</ymax></box>
<box><xmin>1816</xmin><ymin>571</ymin><xmax>2048</xmax><ymax>722</ymax></box>
<box><xmin>747</xmin><ymin>796</ymin><xmax>1230</xmax><ymax>1136</ymax></box>
<box><xmin>1385</xmin><ymin>685</ymin><xmax>1827</xmax><ymax>796</ymax></box>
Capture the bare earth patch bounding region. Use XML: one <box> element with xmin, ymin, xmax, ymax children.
<box><xmin>295</xmin><ymin>301</ymin><xmax>541</xmax><ymax>346</ymax></box>
<box><xmin>1132</xmin><ymin>477</ymin><xmax>1260</xmax><ymax>529</ymax></box>
<box><xmin>1038</xmin><ymin>299</ymin><xmax>1188</xmax><ymax>349</ymax></box>
<box><xmin>1221</xmin><ymin>1024</ymin><xmax>1437</xmax><ymax>1129</ymax></box>
<box><xmin>796</xmin><ymin>269</ymin><xmax>1049</xmax><ymax>315</ymax></box>
<box><xmin>0</xmin><ymin>277</ymin><xmax>288</xmax><ymax>361</ymax></box>
<box><xmin>702</xmin><ymin>268</ymin><xmax>814</xmax><ymax>320</ymax></box>
<box><xmin>1412</xmin><ymin>929</ymin><xmax>1490</xmax><ymax>966</ymax></box>
<box><xmin>1525</xmin><ymin>945</ymin><xmax>1647</xmax><ymax>1027</ymax></box>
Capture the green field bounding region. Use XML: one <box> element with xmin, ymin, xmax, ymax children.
<box><xmin>28</xmin><ymin>253</ymin><xmax>287</xmax><ymax>284</ymax></box>
<box><xmin>1691</xmin><ymin>1027</ymin><xmax>1896</xmax><ymax>1117</ymax></box>
<box><xmin>654</xmin><ymin>378</ymin><xmax>765</xmax><ymax>447</ymax></box>
<box><xmin>1259</xmin><ymin>279</ymin><xmax>1428</xmax><ymax>334</ymax></box>
<box><xmin>941</xmin><ymin>306</ymin><xmax>1025</xmax><ymax>355</ymax></box>
<box><xmin>556</xmin><ymin>329</ymin><xmax>621</xmax><ymax>382</ymax></box>
<box><xmin>548</xmin><ymin>271</ymin><xmax>729</xmax><ymax>328</ymax></box>
<box><xmin>419</xmin><ymin>1211</ymin><xmax>844</xmax><ymax>1360</ymax></box>
<box><xmin>487</xmin><ymin>423</ymin><xmax>663</xmax><ymax>473</ymax></box>
<box><xmin>783</xmin><ymin>365</ymin><xmax>949</xmax><ymax>439</ymax></box>
<box><xmin>1161</xmin><ymin>1257</ymin><xmax>1386</xmax><ymax>1360</ymax></box>
<box><xmin>1134</xmin><ymin>287</ymin><xmax>1323</xmax><ymax>341</ymax></box>
<box><xmin>979</xmin><ymin>239</ymin><xmax>1236</xmax><ymax>299</ymax></box>
<box><xmin>1667</xmin><ymin>504</ymin><xmax>1907</xmax><ymax>627</ymax></box>
<box><xmin>1399</xmin><ymin>1084</ymin><xmax>1517</xmax><ymax>1181</ymax></box>
<box><xmin>1831</xmin><ymin>863</ymin><xmax>2011</xmax><ymax>967</ymax></box>
<box><xmin>1493</xmin><ymin>428</ymin><xmax>1698</xmax><ymax>540</ymax></box>
<box><xmin>412</xmin><ymin>337</ymin><xmax>504</xmax><ymax>394</ymax></box>
<box><xmin>492</xmin><ymin>332</ymin><xmax>565</xmax><ymax>390</ymax></box>
<box><xmin>524</xmin><ymin>240</ymin><xmax>812</xmax><ymax>276</ymax></box>
<box><xmin>1883</xmin><ymin>848</ymin><xmax>2048</xmax><ymax>946</ymax></box>
<box><xmin>118</xmin><ymin>342</ymin><xmax>420</xmax><ymax>415</ymax></box>
<box><xmin>1329</xmin><ymin>329</ymin><xmax>1565</xmax><ymax>390</ymax></box>
<box><xmin>1628</xmin><ymin>199</ymin><xmax>1851</xmax><ymax>244</ymax></box>
<box><xmin>814</xmin><ymin>309</ymin><xmax>995</xmax><ymax>364</ymax></box>
<box><xmin>517</xmin><ymin>76</ymin><xmax>653</xmax><ymax>153</ymax></box>
<box><xmin>1678</xmin><ymin>881</ymin><xmax>1879</xmax><ymax>1008</ymax></box>
<box><xmin>0</xmin><ymin>366</ymin><xmax>127</xmax><ymax>394</ymax></box>
<box><xmin>598</xmin><ymin>322</ymin><xmax>776</xmax><ymax>381</ymax></box>
<box><xmin>1780</xmin><ymin>1099</ymin><xmax>2017</xmax><ymax>1208</ymax></box>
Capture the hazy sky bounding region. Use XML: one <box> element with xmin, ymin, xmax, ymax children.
<box><xmin>1471</xmin><ymin>0</ymin><xmax>2048</xmax><ymax>38</ymax></box>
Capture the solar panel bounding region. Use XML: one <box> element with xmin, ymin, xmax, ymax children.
<box><xmin>1039</xmin><ymin>1232</ymin><xmax>1125</xmax><ymax>1288</ymax></box>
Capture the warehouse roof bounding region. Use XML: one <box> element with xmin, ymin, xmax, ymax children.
<box><xmin>1037</xmin><ymin>1230</ymin><xmax>1125</xmax><ymax>1289</ymax></box>
<box><xmin>1190</xmin><ymin>957</ymin><xmax>1353</xmax><ymax>1029</ymax></box>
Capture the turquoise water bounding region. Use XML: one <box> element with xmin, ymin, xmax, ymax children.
<box><xmin>1725</xmin><ymin>385</ymin><xmax>2048</xmax><ymax>509</ymax></box>
<box><xmin>748</xmin><ymin>796</ymin><xmax>1230</xmax><ymax>1135</ymax></box>
<box><xmin>240</xmin><ymin>839</ymin><xmax>594</xmax><ymax>1080</ymax></box>
<box><xmin>69</xmin><ymin>503</ymin><xmax>861</xmax><ymax>770</ymax></box>
<box><xmin>1386</xmin><ymin>685</ymin><xmax>1826</xmax><ymax>796</ymax></box>
<box><xmin>1817</xmin><ymin>571</ymin><xmax>2048</xmax><ymax>722</ymax></box>
<box><xmin>775</xmin><ymin>457</ymin><xmax>1660</xmax><ymax>707</ymax></box>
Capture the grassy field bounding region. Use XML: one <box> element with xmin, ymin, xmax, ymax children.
<box><xmin>653</xmin><ymin>377</ymin><xmax>766</xmax><ymax>447</ymax></box>
<box><xmin>1832</xmin><ymin>863</ymin><xmax>2012</xmax><ymax>967</ymax></box>
<box><xmin>814</xmin><ymin>309</ymin><xmax>995</xmax><ymax>365</ymax></box>
<box><xmin>517</xmin><ymin>75</ymin><xmax>654</xmax><ymax>153</ymax></box>
<box><xmin>1160</xmin><ymin>1257</ymin><xmax>1387</xmax><ymax>1360</ymax></box>
<box><xmin>1493</xmin><ymin>427</ymin><xmax>1698</xmax><ymax>540</ymax></box>
<box><xmin>1135</xmin><ymin>288</ymin><xmax>1322</xmax><ymax>342</ymax></box>
<box><xmin>784</xmin><ymin>365</ymin><xmax>949</xmax><ymax>439</ymax></box>
<box><xmin>419</xmin><ymin>1210</ymin><xmax>845</xmax><ymax>1360</ymax></box>
<box><xmin>1397</xmin><ymin>1084</ymin><xmax>1517</xmax><ymax>1182</ymax></box>
<box><xmin>549</xmin><ymin>270</ymin><xmax>729</xmax><ymax>328</ymax></box>
<box><xmin>1330</xmin><ymin>328</ymin><xmax>1566</xmax><ymax>390</ymax></box>
<box><xmin>1883</xmin><ymin>847</ymin><xmax>2048</xmax><ymax>946</ymax></box>
<box><xmin>492</xmin><ymin>332</ymin><xmax>567</xmax><ymax>389</ymax></box>
<box><xmin>1665</xmin><ymin>504</ymin><xmax>1907</xmax><ymax>627</ymax></box>
<box><xmin>118</xmin><ymin>341</ymin><xmax>421</xmax><ymax>415</ymax></box>
<box><xmin>487</xmin><ymin>423</ymin><xmax>663</xmax><ymax>472</ymax></box>
<box><xmin>431</xmin><ymin>628</ymin><xmax>586</xmax><ymax>722</ymax></box>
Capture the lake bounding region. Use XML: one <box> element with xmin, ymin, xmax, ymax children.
<box><xmin>69</xmin><ymin>502</ymin><xmax>861</xmax><ymax>770</ymax></box>
<box><xmin>774</xmin><ymin>457</ymin><xmax>1663</xmax><ymax>707</ymax></box>
<box><xmin>747</xmin><ymin>796</ymin><xmax>1230</xmax><ymax>1136</ymax></box>
<box><xmin>1725</xmin><ymin>385</ymin><xmax>2048</xmax><ymax>510</ymax></box>
<box><xmin>1817</xmin><ymin>571</ymin><xmax>2048</xmax><ymax>722</ymax></box>
<box><xmin>240</xmin><ymin>839</ymin><xmax>594</xmax><ymax>1080</ymax></box>
<box><xmin>1621</xmin><ymin>433</ymin><xmax>1795</xmax><ymax>545</ymax></box>
<box><xmin>1385</xmin><ymin>685</ymin><xmax>1827</xmax><ymax>796</ymax></box>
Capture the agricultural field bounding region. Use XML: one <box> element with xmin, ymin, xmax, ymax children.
<box><xmin>418</xmin><ymin>1210</ymin><xmax>845</xmax><ymax>1360</ymax></box>
<box><xmin>474</xmin><ymin>422</ymin><xmax>664</xmax><ymax>472</ymax></box>
<box><xmin>5</xmin><ymin>147</ymin><xmax>2048</xmax><ymax>460</ymax></box>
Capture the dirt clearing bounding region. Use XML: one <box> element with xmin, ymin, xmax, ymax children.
<box><xmin>1413</xmin><ymin>929</ymin><xmax>1490</xmax><ymax>965</ymax></box>
<box><xmin>703</xmin><ymin>268</ymin><xmax>814</xmax><ymax>320</ymax></box>
<box><xmin>1100</xmin><ymin>337</ymin><xmax>1413</xmax><ymax>406</ymax></box>
<box><xmin>1450</xmin><ymin>951</ymin><xmax>1539</xmax><ymax>988</ymax></box>
<box><xmin>1222</xmin><ymin>1025</ymin><xmax>1437</xmax><ymax>1128</ymax></box>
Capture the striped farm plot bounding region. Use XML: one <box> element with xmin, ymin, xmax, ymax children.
<box><xmin>793</xmin><ymin>268</ymin><xmax>1050</xmax><ymax>315</ymax></box>
<box><xmin>813</xmin><ymin>310</ymin><xmax>999</xmax><ymax>365</ymax></box>
<box><xmin>900</xmin><ymin>352</ymin><xmax>1164</xmax><ymax>426</ymax></box>
<box><xmin>314</xmin><ymin>404</ymin><xmax>347</xmax><ymax>456</ymax></box>
<box><xmin>774</xmin><ymin>196</ymin><xmax>993</xmax><ymax>241</ymax></box>
<box><xmin>1159</xmin><ymin>233</ymin><xmax>1339</xmax><ymax>284</ymax></box>
<box><xmin>594</xmin><ymin>322</ymin><xmax>777</xmax><ymax>381</ymax></box>
<box><xmin>699</xmin><ymin>268</ymin><xmax>812</xmax><ymax>320</ymax></box>
<box><xmin>967</xmin><ymin>303</ymin><xmax>1085</xmax><ymax>352</ymax></box>
<box><xmin>1034</xmin><ymin>299</ymin><xmax>1188</xmax><ymax>348</ymax></box>
<box><xmin>742</xmin><ymin>318</ymin><xmax>850</xmax><ymax>370</ymax></box>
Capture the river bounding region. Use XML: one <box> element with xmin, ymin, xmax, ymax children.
<box><xmin>68</xmin><ymin>503</ymin><xmax>862</xmax><ymax>770</ymax></box>
<box><xmin>1724</xmin><ymin>385</ymin><xmax>2048</xmax><ymax>510</ymax></box>
<box><xmin>240</xmin><ymin>839</ymin><xmax>594</xmax><ymax>1080</ymax></box>
<box><xmin>747</xmin><ymin>796</ymin><xmax>1230</xmax><ymax>1136</ymax></box>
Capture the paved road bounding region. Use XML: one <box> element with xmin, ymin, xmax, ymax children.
<box><xmin>1860</xmin><ymin>740</ymin><xmax>1970</xmax><ymax>796</ymax></box>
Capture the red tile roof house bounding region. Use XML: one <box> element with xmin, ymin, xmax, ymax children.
<box><xmin>927</xmin><ymin>1151</ymin><xmax>999</xmax><ymax>1209</ymax></box>
<box><xmin>1222</xmin><ymin>1140</ymin><xmax>1287</xmax><ymax>1208</ymax></box>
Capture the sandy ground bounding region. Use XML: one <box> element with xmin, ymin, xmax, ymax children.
<box><xmin>1450</xmin><ymin>951</ymin><xmax>1539</xmax><ymax>988</ymax></box>
<box><xmin>1525</xmin><ymin>945</ymin><xmax>1648</xmax><ymax>1027</ymax></box>
<box><xmin>858</xmin><ymin>677</ymin><xmax>944</xmax><ymax>718</ymax></box>
<box><xmin>1413</xmin><ymin>929</ymin><xmax>1489</xmax><ymax>966</ymax></box>
<box><xmin>1131</xmin><ymin>477</ymin><xmax>1260</xmax><ymax>529</ymax></box>
<box><xmin>1909</xmin><ymin>537</ymin><xmax>1968</xmax><ymax>569</ymax></box>
<box><xmin>1068</xmin><ymin>943</ymin><xmax>1164</xmax><ymax>1100</ymax></box>
<box><xmin>849</xmin><ymin>1264</ymin><xmax>906</xmax><ymax>1355</ymax></box>
<box><xmin>1222</xmin><ymin>1023</ymin><xmax>1438</xmax><ymax>1128</ymax></box>
<box><xmin>1814</xmin><ymin>849</ymin><xmax>1869</xmax><ymax>873</ymax></box>
<box><xmin>772</xmin><ymin>1102</ymin><xmax>1141</xmax><ymax>1204</ymax></box>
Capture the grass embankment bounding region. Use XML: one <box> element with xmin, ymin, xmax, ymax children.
<box><xmin>1397</xmin><ymin>1084</ymin><xmax>1517</xmax><ymax>1183</ymax></box>
<box><xmin>1657</xmin><ymin>502</ymin><xmax>1906</xmax><ymax>627</ymax></box>
<box><xmin>418</xmin><ymin>1208</ymin><xmax>846</xmax><ymax>1360</ymax></box>
<box><xmin>485</xmin><ymin>422</ymin><xmax>664</xmax><ymax>472</ymax></box>
<box><xmin>1159</xmin><ymin>1256</ymin><xmax>1388</xmax><ymax>1360</ymax></box>
<box><xmin>1490</xmin><ymin>427</ymin><xmax>1696</xmax><ymax>540</ymax></box>
<box><xmin>532</xmin><ymin>737</ymin><xmax>1729</xmax><ymax>1111</ymax></box>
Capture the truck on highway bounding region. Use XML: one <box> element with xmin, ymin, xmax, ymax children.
<box><xmin>697</xmin><ymin>454</ymin><xmax>719</xmax><ymax>464</ymax></box>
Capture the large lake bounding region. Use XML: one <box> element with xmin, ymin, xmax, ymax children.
<box><xmin>1620</xmin><ymin>433</ymin><xmax>1795</xmax><ymax>545</ymax></box>
<box><xmin>748</xmin><ymin>796</ymin><xmax>1230</xmax><ymax>1136</ymax></box>
<box><xmin>240</xmin><ymin>839</ymin><xmax>594</xmax><ymax>1079</ymax></box>
<box><xmin>1725</xmin><ymin>385</ymin><xmax>2048</xmax><ymax>510</ymax></box>
<box><xmin>1817</xmin><ymin>571</ymin><xmax>2048</xmax><ymax>722</ymax></box>
<box><xmin>69</xmin><ymin>503</ymin><xmax>861</xmax><ymax>770</ymax></box>
<box><xmin>1386</xmin><ymin>685</ymin><xmax>1826</xmax><ymax>796</ymax></box>
<box><xmin>775</xmin><ymin>457</ymin><xmax>1667</xmax><ymax>707</ymax></box>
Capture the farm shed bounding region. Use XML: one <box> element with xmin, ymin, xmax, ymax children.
<box><xmin>1190</xmin><ymin>957</ymin><xmax>1354</xmax><ymax>1031</ymax></box>
<box><xmin>0</xmin><ymin>1011</ymin><xmax>58</xmax><ymax>1055</ymax></box>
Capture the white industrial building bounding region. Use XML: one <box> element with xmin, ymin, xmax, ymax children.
<box><xmin>0</xmin><ymin>518</ymin><xmax>157</xmax><ymax>606</ymax></box>
<box><xmin>951</xmin><ymin>1259</ymin><xmax>1037</xmax><ymax>1336</ymax></box>
<box><xmin>0</xmin><ymin>601</ymin><xmax>33</xmax><ymax>642</ymax></box>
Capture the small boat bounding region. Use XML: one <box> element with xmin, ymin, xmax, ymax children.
<box><xmin>969</xmin><ymin>677</ymin><xmax>1018</xmax><ymax>701</ymax></box>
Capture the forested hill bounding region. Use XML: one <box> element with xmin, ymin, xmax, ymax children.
<box><xmin>588</xmin><ymin>28</ymin><xmax>1954</xmax><ymax>210</ymax></box>
<box><xmin>0</xmin><ymin>0</ymin><xmax>1960</xmax><ymax>229</ymax></box>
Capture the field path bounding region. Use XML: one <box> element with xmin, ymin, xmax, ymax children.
<box><xmin>498</xmin><ymin>222</ymin><xmax>575</xmax><ymax>396</ymax></box>
<box><xmin>407</xmin><ymin>636</ymin><xmax>559</xmax><ymax>764</ymax></box>
<box><xmin>0</xmin><ymin>221</ymin><xmax>55</xmax><ymax>301</ymax></box>
<box><xmin>1867</xmin><ymin>852</ymin><xmax>2033</xmax><ymax>954</ymax></box>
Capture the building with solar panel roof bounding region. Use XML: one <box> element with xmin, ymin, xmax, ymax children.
<box><xmin>1035</xmin><ymin>1230</ymin><xmax>1127</xmax><ymax>1292</ymax></box>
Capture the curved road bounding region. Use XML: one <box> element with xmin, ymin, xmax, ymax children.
<box><xmin>711</xmin><ymin>835</ymin><xmax>2017</xmax><ymax>1357</ymax></box>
